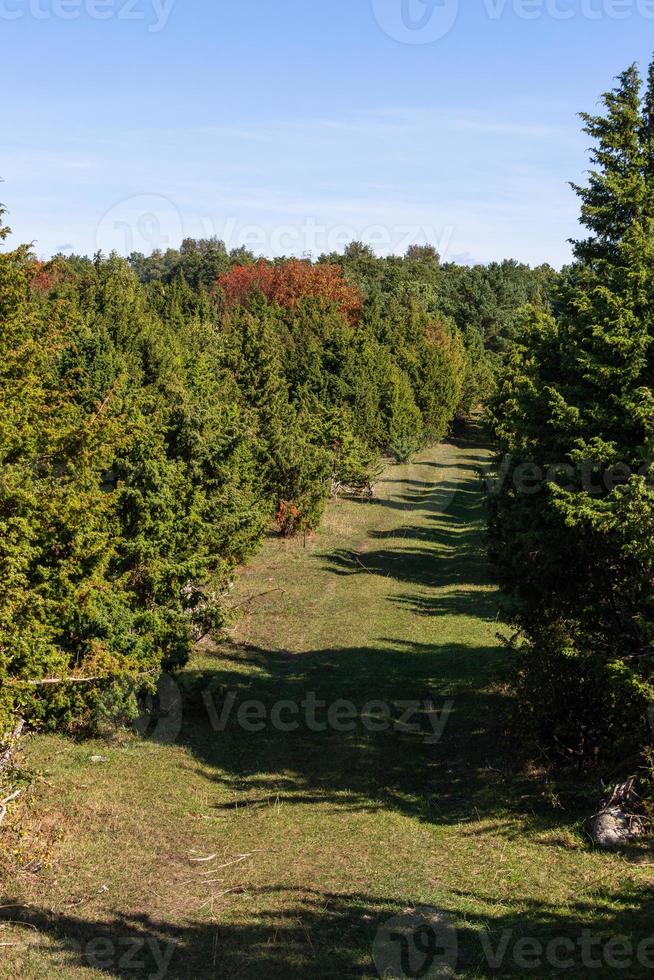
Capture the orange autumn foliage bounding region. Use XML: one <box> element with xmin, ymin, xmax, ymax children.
<box><xmin>217</xmin><ymin>260</ymin><xmax>363</xmax><ymax>323</ymax></box>
<box><xmin>28</xmin><ymin>260</ymin><xmax>65</xmax><ymax>297</ymax></box>
<box><xmin>276</xmin><ymin>500</ymin><xmax>301</xmax><ymax>536</ymax></box>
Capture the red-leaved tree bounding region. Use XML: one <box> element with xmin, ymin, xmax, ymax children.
<box><xmin>28</xmin><ymin>260</ymin><xmax>65</xmax><ymax>297</ymax></box>
<box><xmin>217</xmin><ymin>260</ymin><xmax>362</xmax><ymax>323</ymax></box>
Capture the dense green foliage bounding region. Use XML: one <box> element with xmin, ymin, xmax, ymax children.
<box><xmin>489</xmin><ymin>60</ymin><xmax>654</xmax><ymax>769</ymax></box>
<box><xmin>0</xmin><ymin>194</ymin><xmax>547</xmax><ymax>732</ymax></box>
<box><xmin>0</xmin><ymin>228</ymin><xmax>266</xmax><ymax>732</ymax></box>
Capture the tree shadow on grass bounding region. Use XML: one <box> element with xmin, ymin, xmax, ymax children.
<box><xmin>172</xmin><ymin>636</ymin><xmax>587</xmax><ymax>837</ymax></box>
<box><xmin>350</xmin><ymin>478</ymin><xmax>485</xmax><ymax>513</ymax></box>
<box><xmin>392</xmin><ymin>587</ymin><xmax>502</xmax><ymax>621</ymax></box>
<box><xmin>324</xmin><ymin>501</ymin><xmax>492</xmax><ymax>594</ymax></box>
<box><xmin>324</xmin><ymin>435</ymin><xmax>498</xmax><ymax>618</ymax></box>
<box><xmin>169</xmin><ymin>421</ymin><xmax>587</xmax><ymax>838</ymax></box>
<box><xmin>3</xmin><ymin>882</ymin><xmax>654</xmax><ymax>978</ymax></box>
<box><xmin>323</xmin><ymin>533</ymin><xmax>491</xmax><ymax>593</ymax></box>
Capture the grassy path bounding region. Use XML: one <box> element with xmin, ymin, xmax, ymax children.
<box><xmin>2</xmin><ymin>430</ymin><xmax>652</xmax><ymax>978</ymax></box>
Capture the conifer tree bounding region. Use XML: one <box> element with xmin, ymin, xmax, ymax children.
<box><xmin>490</xmin><ymin>58</ymin><xmax>654</xmax><ymax>763</ymax></box>
<box><xmin>386</xmin><ymin>367</ymin><xmax>423</xmax><ymax>463</ymax></box>
<box><xmin>572</xmin><ymin>65</ymin><xmax>645</xmax><ymax>267</ymax></box>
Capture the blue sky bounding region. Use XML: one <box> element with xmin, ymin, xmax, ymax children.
<box><xmin>1</xmin><ymin>0</ymin><xmax>652</xmax><ymax>266</ymax></box>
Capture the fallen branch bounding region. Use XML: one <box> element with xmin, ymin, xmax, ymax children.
<box><xmin>331</xmin><ymin>480</ymin><xmax>376</xmax><ymax>500</ymax></box>
<box><xmin>0</xmin><ymin>720</ymin><xmax>25</xmax><ymax>777</ymax></box>
<box><xmin>0</xmin><ymin>789</ymin><xmax>22</xmax><ymax>825</ymax></box>
<box><xmin>213</xmin><ymin>851</ymin><xmax>265</xmax><ymax>870</ymax></box>
<box><xmin>61</xmin><ymin>884</ymin><xmax>108</xmax><ymax>910</ymax></box>
<box><xmin>7</xmin><ymin>676</ymin><xmax>109</xmax><ymax>687</ymax></box>
<box><xmin>603</xmin><ymin>776</ymin><xmax>639</xmax><ymax>809</ymax></box>
<box><xmin>5</xmin><ymin>670</ymin><xmax>157</xmax><ymax>688</ymax></box>
<box><xmin>226</xmin><ymin>589</ymin><xmax>285</xmax><ymax>612</ymax></box>
<box><xmin>189</xmin><ymin>848</ymin><xmax>268</xmax><ymax>869</ymax></box>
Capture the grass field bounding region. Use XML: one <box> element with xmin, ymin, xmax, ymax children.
<box><xmin>1</xmin><ymin>428</ymin><xmax>653</xmax><ymax>978</ymax></box>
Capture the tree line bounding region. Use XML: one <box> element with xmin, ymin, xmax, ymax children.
<box><xmin>0</xmin><ymin>212</ymin><xmax>550</xmax><ymax>733</ymax></box>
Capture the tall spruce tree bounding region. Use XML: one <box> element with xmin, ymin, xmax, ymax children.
<box><xmin>490</xmin><ymin>58</ymin><xmax>654</xmax><ymax>764</ymax></box>
<box><xmin>572</xmin><ymin>64</ymin><xmax>645</xmax><ymax>266</ymax></box>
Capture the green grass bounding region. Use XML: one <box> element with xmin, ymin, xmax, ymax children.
<box><xmin>1</xmin><ymin>428</ymin><xmax>653</xmax><ymax>978</ymax></box>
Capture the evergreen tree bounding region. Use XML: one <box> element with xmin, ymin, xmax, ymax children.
<box><xmin>386</xmin><ymin>367</ymin><xmax>423</xmax><ymax>463</ymax></box>
<box><xmin>572</xmin><ymin>65</ymin><xmax>645</xmax><ymax>267</ymax></box>
<box><xmin>490</xmin><ymin>58</ymin><xmax>654</xmax><ymax>764</ymax></box>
